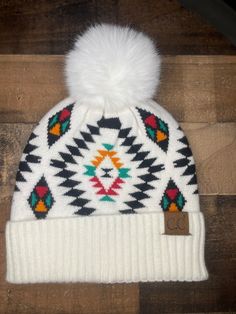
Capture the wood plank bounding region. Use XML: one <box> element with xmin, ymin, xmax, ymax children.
<box><xmin>117</xmin><ymin>0</ymin><xmax>235</xmax><ymax>55</ymax></box>
<box><xmin>0</xmin><ymin>281</ymin><xmax>139</xmax><ymax>314</ymax></box>
<box><xmin>140</xmin><ymin>195</ymin><xmax>236</xmax><ymax>314</ymax></box>
<box><xmin>0</xmin><ymin>55</ymin><xmax>235</xmax><ymax>123</ymax></box>
<box><xmin>0</xmin><ymin>0</ymin><xmax>235</xmax><ymax>55</ymax></box>
<box><xmin>159</xmin><ymin>56</ymin><xmax>236</xmax><ymax>123</ymax></box>
<box><xmin>0</xmin><ymin>55</ymin><xmax>66</xmax><ymax>123</ymax></box>
<box><xmin>183</xmin><ymin>122</ymin><xmax>236</xmax><ymax>195</ymax></box>
<box><xmin>0</xmin><ymin>121</ymin><xmax>235</xmax><ymax>229</ymax></box>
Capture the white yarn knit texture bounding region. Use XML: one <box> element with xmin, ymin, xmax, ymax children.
<box><xmin>6</xmin><ymin>99</ymin><xmax>208</xmax><ymax>283</ymax></box>
<box><xmin>6</xmin><ymin>24</ymin><xmax>208</xmax><ymax>283</ymax></box>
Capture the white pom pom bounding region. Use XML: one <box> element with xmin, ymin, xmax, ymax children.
<box><xmin>65</xmin><ymin>24</ymin><xmax>161</xmax><ymax>110</ymax></box>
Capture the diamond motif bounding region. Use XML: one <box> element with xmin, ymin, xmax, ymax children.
<box><xmin>51</xmin><ymin>117</ymin><xmax>164</xmax><ymax>215</ymax></box>
<box><xmin>84</xmin><ymin>143</ymin><xmax>131</xmax><ymax>202</ymax></box>
<box><xmin>160</xmin><ymin>179</ymin><xmax>186</xmax><ymax>211</ymax></box>
<box><xmin>47</xmin><ymin>104</ymin><xmax>74</xmax><ymax>147</ymax></box>
<box><xmin>137</xmin><ymin>107</ymin><xmax>169</xmax><ymax>153</ymax></box>
<box><xmin>28</xmin><ymin>176</ymin><xmax>55</xmax><ymax>218</ymax></box>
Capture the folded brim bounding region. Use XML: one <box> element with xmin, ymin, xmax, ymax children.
<box><xmin>6</xmin><ymin>212</ymin><xmax>208</xmax><ymax>283</ymax></box>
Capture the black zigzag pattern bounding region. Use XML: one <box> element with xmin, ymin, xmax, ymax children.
<box><xmin>118</xmin><ymin>126</ymin><xmax>165</xmax><ymax>213</ymax></box>
<box><xmin>174</xmin><ymin>127</ymin><xmax>198</xmax><ymax>194</ymax></box>
<box><xmin>15</xmin><ymin>132</ymin><xmax>41</xmax><ymax>191</ymax></box>
<box><xmin>52</xmin><ymin>117</ymin><xmax>164</xmax><ymax>215</ymax></box>
<box><xmin>50</xmin><ymin>123</ymin><xmax>100</xmax><ymax>215</ymax></box>
<box><xmin>51</xmin><ymin>150</ymin><xmax>95</xmax><ymax>215</ymax></box>
<box><xmin>53</xmin><ymin>123</ymin><xmax>100</xmax><ymax>164</ymax></box>
<box><xmin>71</xmin><ymin>124</ymin><xmax>100</xmax><ymax>156</ymax></box>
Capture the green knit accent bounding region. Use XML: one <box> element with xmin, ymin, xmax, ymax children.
<box><xmin>102</xmin><ymin>143</ymin><xmax>114</xmax><ymax>151</ymax></box>
<box><xmin>49</xmin><ymin>114</ymin><xmax>58</xmax><ymax>127</ymax></box>
<box><xmin>147</xmin><ymin>127</ymin><xmax>155</xmax><ymax>139</ymax></box>
<box><xmin>84</xmin><ymin>165</ymin><xmax>96</xmax><ymax>176</ymax></box>
<box><xmin>45</xmin><ymin>193</ymin><xmax>52</xmax><ymax>207</ymax></box>
<box><xmin>176</xmin><ymin>193</ymin><xmax>184</xmax><ymax>209</ymax></box>
<box><xmin>159</xmin><ymin>120</ymin><xmax>168</xmax><ymax>133</ymax></box>
<box><xmin>118</xmin><ymin>168</ymin><xmax>131</xmax><ymax>178</ymax></box>
<box><xmin>100</xmin><ymin>195</ymin><xmax>115</xmax><ymax>202</ymax></box>
<box><xmin>162</xmin><ymin>195</ymin><xmax>169</xmax><ymax>210</ymax></box>
<box><xmin>30</xmin><ymin>192</ymin><xmax>38</xmax><ymax>207</ymax></box>
<box><xmin>61</xmin><ymin>120</ymin><xmax>70</xmax><ymax>133</ymax></box>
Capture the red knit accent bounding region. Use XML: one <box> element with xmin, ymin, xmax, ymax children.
<box><xmin>144</xmin><ymin>115</ymin><xmax>157</xmax><ymax>128</ymax></box>
<box><xmin>166</xmin><ymin>188</ymin><xmax>179</xmax><ymax>201</ymax></box>
<box><xmin>59</xmin><ymin>108</ymin><xmax>71</xmax><ymax>122</ymax></box>
<box><xmin>35</xmin><ymin>186</ymin><xmax>48</xmax><ymax>198</ymax></box>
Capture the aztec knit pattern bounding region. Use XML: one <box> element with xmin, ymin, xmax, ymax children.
<box><xmin>8</xmin><ymin>101</ymin><xmax>207</xmax><ymax>284</ymax></box>
<box><xmin>6</xmin><ymin>24</ymin><xmax>208</xmax><ymax>284</ymax></box>
<box><xmin>12</xmin><ymin>101</ymin><xmax>199</xmax><ymax>220</ymax></box>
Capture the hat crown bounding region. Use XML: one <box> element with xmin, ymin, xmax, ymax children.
<box><xmin>11</xmin><ymin>99</ymin><xmax>199</xmax><ymax>220</ymax></box>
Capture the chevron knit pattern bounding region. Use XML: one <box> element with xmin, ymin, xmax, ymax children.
<box><xmin>12</xmin><ymin>101</ymin><xmax>200</xmax><ymax>218</ymax></box>
<box><xmin>7</xmin><ymin>101</ymin><xmax>208</xmax><ymax>284</ymax></box>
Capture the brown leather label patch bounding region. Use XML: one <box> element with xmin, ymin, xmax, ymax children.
<box><xmin>164</xmin><ymin>212</ymin><xmax>190</xmax><ymax>236</ymax></box>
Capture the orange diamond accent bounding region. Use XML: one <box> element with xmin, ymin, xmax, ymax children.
<box><xmin>49</xmin><ymin>123</ymin><xmax>61</xmax><ymax>136</ymax></box>
<box><xmin>156</xmin><ymin>130</ymin><xmax>167</xmax><ymax>142</ymax></box>
<box><xmin>35</xmin><ymin>200</ymin><xmax>47</xmax><ymax>212</ymax></box>
<box><xmin>169</xmin><ymin>202</ymin><xmax>178</xmax><ymax>212</ymax></box>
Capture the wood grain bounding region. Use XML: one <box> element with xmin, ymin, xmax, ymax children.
<box><xmin>140</xmin><ymin>195</ymin><xmax>236</xmax><ymax>314</ymax></box>
<box><xmin>0</xmin><ymin>0</ymin><xmax>235</xmax><ymax>55</ymax></box>
<box><xmin>0</xmin><ymin>282</ymin><xmax>139</xmax><ymax>314</ymax></box>
<box><xmin>0</xmin><ymin>55</ymin><xmax>236</xmax><ymax>123</ymax></box>
<box><xmin>0</xmin><ymin>1</ymin><xmax>235</xmax><ymax>312</ymax></box>
<box><xmin>183</xmin><ymin>122</ymin><xmax>236</xmax><ymax>195</ymax></box>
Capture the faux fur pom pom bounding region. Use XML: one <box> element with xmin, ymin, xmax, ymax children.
<box><xmin>65</xmin><ymin>24</ymin><xmax>161</xmax><ymax>109</ymax></box>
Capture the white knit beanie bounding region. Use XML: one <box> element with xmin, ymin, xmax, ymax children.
<box><xmin>6</xmin><ymin>24</ymin><xmax>208</xmax><ymax>283</ymax></box>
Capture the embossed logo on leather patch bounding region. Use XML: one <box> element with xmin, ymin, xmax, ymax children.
<box><xmin>164</xmin><ymin>212</ymin><xmax>190</xmax><ymax>235</ymax></box>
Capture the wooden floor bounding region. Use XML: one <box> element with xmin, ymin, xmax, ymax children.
<box><xmin>0</xmin><ymin>0</ymin><xmax>235</xmax><ymax>55</ymax></box>
<box><xmin>0</xmin><ymin>1</ymin><xmax>236</xmax><ymax>314</ymax></box>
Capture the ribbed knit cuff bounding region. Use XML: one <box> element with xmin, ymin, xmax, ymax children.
<box><xmin>6</xmin><ymin>212</ymin><xmax>208</xmax><ymax>283</ymax></box>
